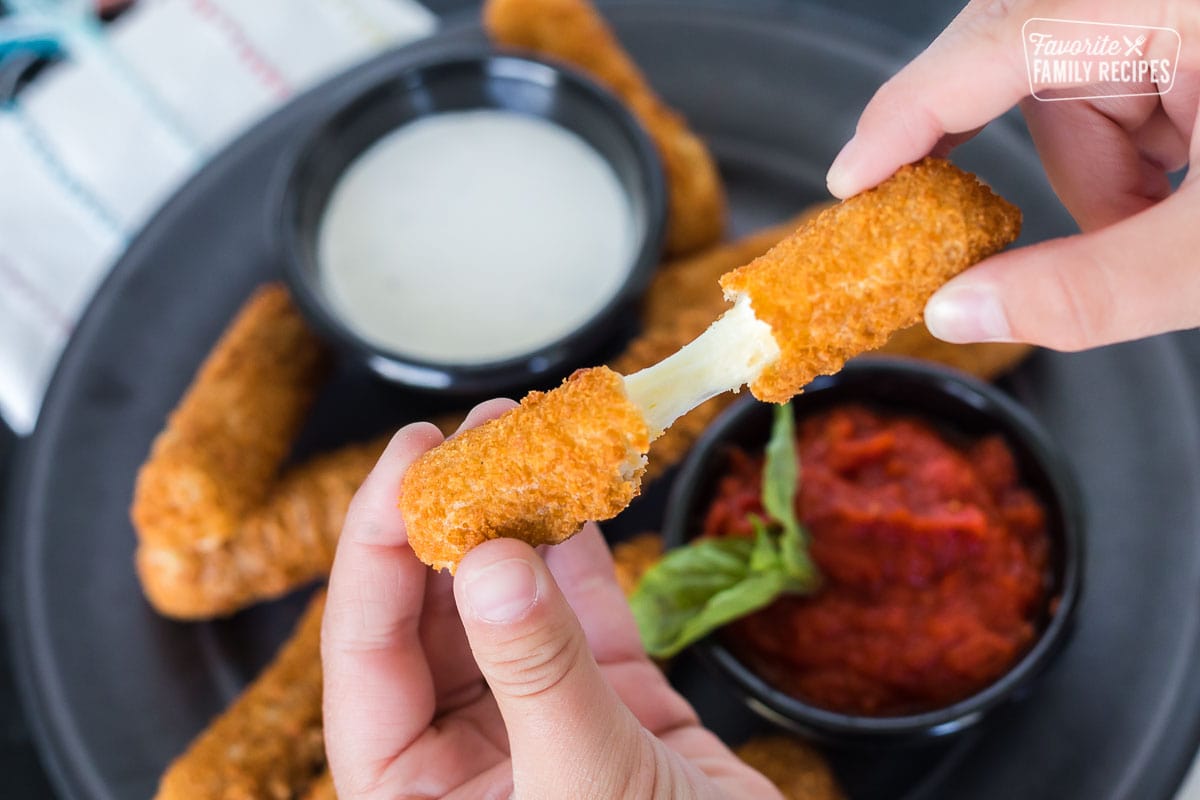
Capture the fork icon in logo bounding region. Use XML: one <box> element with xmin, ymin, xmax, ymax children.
<box><xmin>1123</xmin><ymin>34</ymin><xmax>1146</xmax><ymax>56</ymax></box>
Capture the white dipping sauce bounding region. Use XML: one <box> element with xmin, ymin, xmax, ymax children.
<box><xmin>317</xmin><ymin>109</ymin><xmax>635</xmax><ymax>365</ymax></box>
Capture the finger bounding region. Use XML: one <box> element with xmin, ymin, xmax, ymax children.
<box><xmin>456</xmin><ymin>397</ymin><xmax>518</xmax><ymax>434</ymax></box>
<box><xmin>418</xmin><ymin>570</ymin><xmax>485</xmax><ymax>708</ymax></box>
<box><xmin>660</xmin><ymin>727</ymin><xmax>785</xmax><ymax>800</ymax></box>
<box><xmin>443</xmin><ymin>760</ymin><xmax>515</xmax><ymax>800</ymax></box>
<box><xmin>322</xmin><ymin>422</ymin><xmax>444</xmax><ymax>794</ymax></box>
<box><xmin>1128</xmin><ymin>104</ymin><xmax>1190</xmax><ymax>174</ymax></box>
<box><xmin>601</xmin><ymin>658</ymin><xmax>700</xmax><ymax>736</ymax></box>
<box><xmin>543</xmin><ymin>526</ymin><xmax>701</xmax><ymax>735</ymax></box>
<box><xmin>822</xmin><ymin>0</ymin><xmax>1157</xmax><ymax>198</ymax></box>
<box><xmin>924</xmin><ymin>183</ymin><xmax>1200</xmax><ymax>350</ymax></box>
<box><xmin>454</xmin><ymin>537</ymin><xmax>649</xmax><ymax>798</ymax></box>
<box><xmin>930</xmin><ymin>126</ymin><xmax>986</xmax><ymax>158</ymax></box>
<box><xmin>1020</xmin><ymin>95</ymin><xmax>1173</xmax><ymax>230</ymax></box>
<box><xmin>542</xmin><ymin>524</ymin><xmax>644</xmax><ymax>663</ymax></box>
<box><xmin>371</xmin><ymin>693</ymin><xmax>510</xmax><ymax>799</ymax></box>
<box><xmin>422</xmin><ymin>398</ymin><xmax>520</xmax><ymax>707</ymax></box>
<box><xmin>825</xmin><ymin>0</ymin><xmax>1034</xmax><ymax>197</ymax></box>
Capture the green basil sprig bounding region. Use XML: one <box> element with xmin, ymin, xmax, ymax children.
<box><xmin>631</xmin><ymin>403</ymin><xmax>819</xmax><ymax>659</ymax></box>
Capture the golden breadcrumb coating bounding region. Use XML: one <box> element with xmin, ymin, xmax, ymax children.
<box><xmin>132</xmin><ymin>284</ymin><xmax>328</xmax><ymax>553</ymax></box>
<box><xmin>615</xmin><ymin>206</ymin><xmax>1028</xmax><ymax>480</ymax></box>
<box><xmin>614</xmin><ymin>214</ymin><xmax>822</xmax><ymax>482</ymax></box>
<box><xmin>612</xmin><ymin>532</ymin><xmax>664</xmax><ymax>597</ymax></box>
<box><xmin>402</xmin><ymin>367</ymin><xmax>651</xmax><ymax>572</ymax></box>
<box><xmin>136</xmin><ymin>437</ymin><xmax>385</xmax><ymax>619</ymax></box>
<box><xmin>640</xmin><ymin>211</ymin><xmax>829</xmax><ymax>335</ymax></box>
<box><xmin>484</xmin><ymin>0</ymin><xmax>725</xmax><ymax>255</ymax></box>
<box><xmin>736</xmin><ymin>736</ymin><xmax>844</xmax><ymax>800</ymax></box>
<box><xmin>156</xmin><ymin>592</ymin><xmax>327</xmax><ymax>800</ymax></box>
<box><xmin>301</xmin><ymin>770</ymin><xmax>336</xmax><ymax>800</ymax></box>
<box><xmin>131</xmin><ymin>282</ymin><xmax>388</xmax><ymax>619</ymax></box>
<box><xmin>720</xmin><ymin>158</ymin><xmax>1022</xmax><ymax>403</ymax></box>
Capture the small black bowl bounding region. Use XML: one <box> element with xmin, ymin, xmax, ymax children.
<box><xmin>663</xmin><ymin>357</ymin><xmax>1084</xmax><ymax>745</ymax></box>
<box><xmin>273</xmin><ymin>48</ymin><xmax>666</xmax><ymax>394</ymax></box>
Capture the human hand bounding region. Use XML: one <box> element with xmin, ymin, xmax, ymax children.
<box><xmin>322</xmin><ymin>400</ymin><xmax>782</xmax><ymax>800</ymax></box>
<box><xmin>826</xmin><ymin>0</ymin><xmax>1199</xmax><ymax>351</ymax></box>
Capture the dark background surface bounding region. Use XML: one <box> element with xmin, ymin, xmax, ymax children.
<box><xmin>0</xmin><ymin>0</ymin><xmax>1195</xmax><ymax>797</ymax></box>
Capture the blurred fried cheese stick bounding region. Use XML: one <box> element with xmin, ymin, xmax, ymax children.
<box><xmin>403</xmin><ymin>158</ymin><xmax>1021</xmax><ymax>571</ymax></box>
<box><xmin>156</xmin><ymin>591</ymin><xmax>327</xmax><ymax>800</ymax></box>
<box><xmin>484</xmin><ymin>0</ymin><xmax>725</xmax><ymax>255</ymax></box>
<box><xmin>612</xmin><ymin>532</ymin><xmax>665</xmax><ymax>597</ymax></box>
<box><xmin>301</xmin><ymin>770</ymin><xmax>336</xmax><ymax>800</ymax></box>
<box><xmin>735</xmin><ymin>736</ymin><xmax>845</xmax><ymax>800</ymax></box>
<box><xmin>131</xmin><ymin>284</ymin><xmax>386</xmax><ymax>619</ymax></box>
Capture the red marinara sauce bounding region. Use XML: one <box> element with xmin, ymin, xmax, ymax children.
<box><xmin>704</xmin><ymin>404</ymin><xmax>1051</xmax><ymax>717</ymax></box>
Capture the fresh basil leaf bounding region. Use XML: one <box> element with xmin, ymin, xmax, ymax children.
<box><xmin>631</xmin><ymin>538</ymin><xmax>754</xmax><ymax>658</ymax></box>
<box><xmin>666</xmin><ymin>571</ymin><xmax>787</xmax><ymax>657</ymax></box>
<box><xmin>747</xmin><ymin>516</ymin><xmax>779</xmax><ymax>573</ymax></box>
<box><xmin>630</xmin><ymin>403</ymin><xmax>823</xmax><ymax>659</ymax></box>
<box><xmin>762</xmin><ymin>403</ymin><xmax>818</xmax><ymax>586</ymax></box>
<box><xmin>632</xmin><ymin>527</ymin><xmax>818</xmax><ymax>658</ymax></box>
<box><xmin>762</xmin><ymin>402</ymin><xmax>800</xmax><ymax>541</ymax></box>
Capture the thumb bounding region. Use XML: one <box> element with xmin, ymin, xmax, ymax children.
<box><xmin>923</xmin><ymin>184</ymin><xmax>1200</xmax><ymax>350</ymax></box>
<box><xmin>454</xmin><ymin>538</ymin><xmax>648</xmax><ymax>799</ymax></box>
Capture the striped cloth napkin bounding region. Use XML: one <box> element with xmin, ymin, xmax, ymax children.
<box><xmin>0</xmin><ymin>0</ymin><xmax>436</xmax><ymax>433</ymax></box>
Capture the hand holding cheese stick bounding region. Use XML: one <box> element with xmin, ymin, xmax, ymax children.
<box><xmin>826</xmin><ymin>0</ymin><xmax>1199</xmax><ymax>350</ymax></box>
<box><xmin>401</xmin><ymin>158</ymin><xmax>1021</xmax><ymax>572</ymax></box>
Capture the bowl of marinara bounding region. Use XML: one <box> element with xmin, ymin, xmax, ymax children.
<box><xmin>662</xmin><ymin>357</ymin><xmax>1084</xmax><ymax>744</ymax></box>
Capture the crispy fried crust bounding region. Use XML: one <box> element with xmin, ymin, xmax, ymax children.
<box><xmin>639</xmin><ymin>211</ymin><xmax>828</xmax><ymax>336</ymax></box>
<box><xmin>402</xmin><ymin>367</ymin><xmax>651</xmax><ymax>572</ymax></box>
<box><xmin>132</xmin><ymin>284</ymin><xmax>328</xmax><ymax>553</ymax></box>
<box><xmin>131</xmin><ymin>283</ymin><xmax>387</xmax><ymax>619</ymax></box>
<box><xmin>484</xmin><ymin>0</ymin><xmax>725</xmax><ymax>255</ymax></box>
<box><xmin>720</xmin><ymin>158</ymin><xmax>1022</xmax><ymax>403</ymax></box>
<box><xmin>156</xmin><ymin>592</ymin><xmax>327</xmax><ymax>800</ymax></box>
<box><xmin>615</xmin><ymin>213</ymin><xmax>823</xmax><ymax>482</ymax></box>
<box><xmin>136</xmin><ymin>438</ymin><xmax>386</xmax><ymax>618</ymax></box>
<box><xmin>616</xmin><ymin>203</ymin><xmax>1028</xmax><ymax>480</ymax></box>
<box><xmin>736</xmin><ymin>736</ymin><xmax>845</xmax><ymax>800</ymax></box>
<box><xmin>612</xmin><ymin>532</ymin><xmax>664</xmax><ymax>597</ymax></box>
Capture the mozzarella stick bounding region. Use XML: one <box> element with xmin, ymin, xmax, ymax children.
<box><xmin>620</xmin><ymin>203</ymin><xmax>1029</xmax><ymax>480</ymax></box>
<box><xmin>484</xmin><ymin>0</ymin><xmax>725</xmax><ymax>255</ymax></box>
<box><xmin>403</xmin><ymin>367</ymin><xmax>650</xmax><ymax>572</ymax></box>
<box><xmin>132</xmin><ymin>284</ymin><xmax>328</xmax><ymax>555</ymax></box>
<box><xmin>719</xmin><ymin>157</ymin><xmax>1022</xmax><ymax>403</ymax></box>
<box><xmin>137</xmin><ymin>437</ymin><xmax>385</xmax><ymax>618</ymax></box>
<box><xmin>156</xmin><ymin>591</ymin><xmax>327</xmax><ymax>800</ymax></box>
<box><xmin>131</xmin><ymin>282</ymin><xmax>392</xmax><ymax>619</ymax></box>
<box><xmin>403</xmin><ymin>159</ymin><xmax>1020</xmax><ymax>571</ymax></box>
<box><xmin>735</xmin><ymin>736</ymin><xmax>845</xmax><ymax>800</ymax></box>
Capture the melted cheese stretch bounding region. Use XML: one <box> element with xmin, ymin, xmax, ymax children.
<box><xmin>622</xmin><ymin>293</ymin><xmax>780</xmax><ymax>436</ymax></box>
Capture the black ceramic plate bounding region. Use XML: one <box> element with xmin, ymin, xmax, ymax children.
<box><xmin>7</xmin><ymin>4</ymin><xmax>1200</xmax><ymax>800</ymax></box>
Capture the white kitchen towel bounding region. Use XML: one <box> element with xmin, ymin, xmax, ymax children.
<box><xmin>0</xmin><ymin>0</ymin><xmax>436</xmax><ymax>433</ymax></box>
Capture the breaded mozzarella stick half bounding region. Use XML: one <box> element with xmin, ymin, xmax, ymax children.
<box><xmin>723</xmin><ymin>157</ymin><xmax>1023</xmax><ymax>403</ymax></box>
<box><xmin>403</xmin><ymin>367</ymin><xmax>650</xmax><ymax>573</ymax></box>
<box><xmin>402</xmin><ymin>158</ymin><xmax>1020</xmax><ymax>571</ymax></box>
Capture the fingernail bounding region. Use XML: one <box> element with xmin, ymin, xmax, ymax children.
<box><xmin>464</xmin><ymin>558</ymin><xmax>538</xmax><ymax>623</ymax></box>
<box><xmin>925</xmin><ymin>285</ymin><xmax>1013</xmax><ymax>343</ymax></box>
<box><xmin>826</xmin><ymin>135</ymin><xmax>861</xmax><ymax>198</ymax></box>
